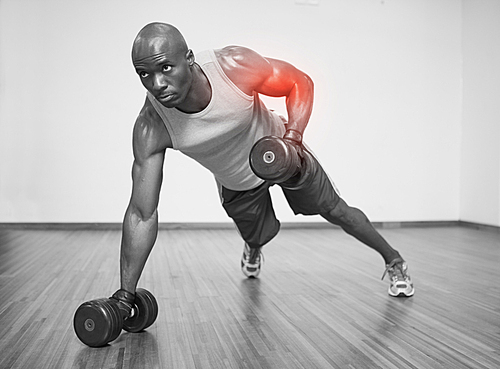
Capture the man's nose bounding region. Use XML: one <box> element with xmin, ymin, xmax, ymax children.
<box><xmin>152</xmin><ymin>73</ymin><xmax>168</xmax><ymax>91</ymax></box>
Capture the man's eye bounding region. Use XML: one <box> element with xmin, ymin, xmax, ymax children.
<box><xmin>162</xmin><ymin>65</ymin><xmax>172</xmax><ymax>72</ymax></box>
<box><xmin>138</xmin><ymin>71</ymin><xmax>149</xmax><ymax>78</ymax></box>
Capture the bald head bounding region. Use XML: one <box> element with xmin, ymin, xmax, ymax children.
<box><xmin>132</xmin><ymin>23</ymin><xmax>188</xmax><ymax>62</ymax></box>
<box><xmin>131</xmin><ymin>23</ymin><xmax>199</xmax><ymax>110</ymax></box>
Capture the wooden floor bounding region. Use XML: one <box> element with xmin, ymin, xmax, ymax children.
<box><xmin>0</xmin><ymin>225</ymin><xmax>499</xmax><ymax>369</ymax></box>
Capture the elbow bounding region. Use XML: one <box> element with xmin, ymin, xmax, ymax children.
<box><xmin>303</xmin><ymin>73</ymin><xmax>314</xmax><ymax>93</ymax></box>
<box><xmin>292</xmin><ymin>73</ymin><xmax>314</xmax><ymax>100</ymax></box>
<box><xmin>126</xmin><ymin>202</ymin><xmax>158</xmax><ymax>225</ymax></box>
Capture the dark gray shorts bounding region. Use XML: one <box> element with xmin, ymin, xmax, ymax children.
<box><xmin>221</xmin><ymin>148</ymin><xmax>340</xmax><ymax>248</ymax></box>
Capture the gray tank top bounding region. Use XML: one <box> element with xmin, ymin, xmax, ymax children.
<box><xmin>147</xmin><ymin>49</ymin><xmax>285</xmax><ymax>191</ymax></box>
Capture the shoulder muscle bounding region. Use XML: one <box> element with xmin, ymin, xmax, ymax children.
<box><xmin>133</xmin><ymin>98</ymin><xmax>171</xmax><ymax>162</ymax></box>
<box><xmin>215</xmin><ymin>46</ymin><xmax>273</xmax><ymax>94</ymax></box>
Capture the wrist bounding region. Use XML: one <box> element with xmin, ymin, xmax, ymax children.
<box><xmin>111</xmin><ymin>289</ymin><xmax>136</xmax><ymax>318</ymax></box>
<box><xmin>111</xmin><ymin>288</ymin><xmax>136</xmax><ymax>303</ymax></box>
<box><xmin>283</xmin><ymin>129</ymin><xmax>303</xmax><ymax>144</ymax></box>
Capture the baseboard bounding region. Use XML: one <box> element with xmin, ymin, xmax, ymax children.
<box><xmin>160</xmin><ymin>220</ymin><xmax>499</xmax><ymax>231</ymax></box>
<box><xmin>457</xmin><ymin>220</ymin><xmax>500</xmax><ymax>233</ymax></box>
<box><xmin>0</xmin><ymin>222</ymin><xmax>124</xmax><ymax>231</ymax></box>
<box><xmin>1</xmin><ymin>220</ymin><xmax>498</xmax><ymax>232</ymax></box>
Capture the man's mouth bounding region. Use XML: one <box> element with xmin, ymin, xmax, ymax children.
<box><xmin>158</xmin><ymin>93</ymin><xmax>174</xmax><ymax>102</ymax></box>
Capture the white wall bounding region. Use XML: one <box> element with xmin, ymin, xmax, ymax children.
<box><xmin>460</xmin><ymin>0</ymin><xmax>500</xmax><ymax>227</ymax></box>
<box><xmin>0</xmin><ymin>0</ymin><xmax>463</xmax><ymax>223</ymax></box>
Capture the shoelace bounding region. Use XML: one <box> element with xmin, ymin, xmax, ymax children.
<box><xmin>381</xmin><ymin>257</ymin><xmax>405</xmax><ymax>281</ymax></box>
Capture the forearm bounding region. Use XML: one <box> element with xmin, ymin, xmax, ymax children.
<box><xmin>285</xmin><ymin>73</ymin><xmax>314</xmax><ymax>137</ymax></box>
<box><xmin>120</xmin><ymin>205</ymin><xmax>159</xmax><ymax>293</ymax></box>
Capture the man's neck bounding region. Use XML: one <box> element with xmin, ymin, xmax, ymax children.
<box><xmin>176</xmin><ymin>64</ymin><xmax>212</xmax><ymax>114</ymax></box>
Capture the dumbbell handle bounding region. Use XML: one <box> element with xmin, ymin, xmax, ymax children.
<box><xmin>111</xmin><ymin>289</ymin><xmax>135</xmax><ymax>320</ymax></box>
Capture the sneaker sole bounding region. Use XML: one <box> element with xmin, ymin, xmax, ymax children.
<box><xmin>242</xmin><ymin>271</ymin><xmax>260</xmax><ymax>278</ymax></box>
<box><xmin>389</xmin><ymin>288</ymin><xmax>415</xmax><ymax>297</ymax></box>
<box><xmin>241</xmin><ymin>264</ymin><xmax>261</xmax><ymax>278</ymax></box>
<box><xmin>241</xmin><ymin>254</ymin><xmax>262</xmax><ymax>278</ymax></box>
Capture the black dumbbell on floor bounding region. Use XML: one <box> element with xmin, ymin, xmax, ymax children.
<box><xmin>73</xmin><ymin>288</ymin><xmax>158</xmax><ymax>347</ymax></box>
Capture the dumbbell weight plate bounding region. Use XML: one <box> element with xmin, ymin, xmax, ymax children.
<box><xmin>140</xmin><ymin>289</ymin><xmax>159</xmax><ymax>329</ymax></box>
<box><xmin>73</xmin><ymin>298</ymin><xmax>122</xmax><ymax>347</ymax></box>
<box><xmin>249</xmin><ymin>136</ymin><xmax>300</xmax><ymax>182</ymax></box>
<box><xmin>249</xmin><ymin>136</ymin><xmax>288</xmax><ymax>181</ymax></box>
<box><xmin>122</xmin><ymin>288</ymin><xmax>158</xmax><ymax>333</ymax></box>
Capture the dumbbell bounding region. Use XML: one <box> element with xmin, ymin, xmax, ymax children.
<box><xmin>73</xmin><ymin>288</ymin><xmax>158</xmax><ymax>347</ymax></box>
<box><xmin>249</xmin><ymin>135</ymin><xmax>303</xmax><ymax>183</ymax></box>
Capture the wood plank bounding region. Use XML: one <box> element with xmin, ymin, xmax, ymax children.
<box><xmin>0</xmin><ymin>226</ymin><xmax>499</xmax><ymax>368</ymax></box>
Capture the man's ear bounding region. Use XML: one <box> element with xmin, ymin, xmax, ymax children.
<box><xmin>186</xmin><ymin>49</ymin><xmax>195</xmax><ymax>66</ymax></box>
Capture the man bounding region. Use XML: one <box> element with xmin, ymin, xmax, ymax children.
<box><xmin>110</xmin><ymin>22</ymin><xmax>414</xmax><ymax>315</ymax></box>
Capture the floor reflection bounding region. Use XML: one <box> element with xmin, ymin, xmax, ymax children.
<box><xmin>73</xmin><ymin>331</ymin><xmax>158</xmax><ymax>368</ymax></box>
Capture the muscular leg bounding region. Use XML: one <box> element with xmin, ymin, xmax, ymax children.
<box><xmin>321</xmin><ymin>198</ymin><xmax>400</xmax><ymax>264</ymax></box>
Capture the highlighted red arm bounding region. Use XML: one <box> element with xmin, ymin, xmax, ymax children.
<box><xmin>256</xmin><ymin>57</ymin><xmax>314</xmax><ymax>141</ymax></box>
<box><xmin>217</xmin><ymin>46</ymin><xmax>314</xmax><ymax>139</ymax></box>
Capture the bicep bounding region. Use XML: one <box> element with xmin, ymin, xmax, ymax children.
<box><xmin>255</xmin><ymin>58</ymin><xmax>313</xmax><ymax>98</ymax></box>
<box><xmin>221</xmin><ymin>46</ymin><xmax>313</xmax><ymax>98</ymax></box>
<box><xmin>220</xmin><ymin>47</ymin><xmax>291</xmax><ymax>96</ymax></box>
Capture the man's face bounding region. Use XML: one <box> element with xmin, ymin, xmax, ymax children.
<box><xmin>132</xmin><ymin>36</ymin><xmax>193</xmax><ymax>108</ymax></box>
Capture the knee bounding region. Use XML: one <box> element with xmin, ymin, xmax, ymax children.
<box><xmin>321</xmin><ymin>198</ymin><xmax>347</xmax><ymax>225</ymax></box>
<box><xmin>321</xmin><ymin>199</ymin><xmax>365</xmax><ymax>228</ymax></box>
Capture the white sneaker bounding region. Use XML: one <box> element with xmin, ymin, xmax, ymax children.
<box><xmin>240</xmin><ymin>243</ymin><xmax>263</xmax><ymax>278</ymax></box>
<box><xmin>382</xmin><ymin>258</ymin><xmax>415</xmax><ymax>297</ymax></box>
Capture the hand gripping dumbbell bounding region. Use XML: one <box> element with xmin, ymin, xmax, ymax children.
<box><xmin>249</xmin><ymin>130</ymin><xmax>313</xmax><ymax>185</ymax></box>
<box><xmin>73</xmin><ymin>288</ymin><xmax>158</xmax><ymax>347</ymax></box>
